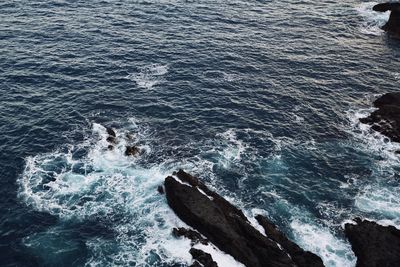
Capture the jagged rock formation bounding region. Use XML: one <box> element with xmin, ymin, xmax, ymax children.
<box><xmin>373</xmin><ymin>2</ymin><xmax>400</xmax><ymax>38</ymax></box>
<box><xmin>172</xmin><ymin>227</ymin><xmax>209</xmax><ymax>245</ymax></box>
<box><xmin>164</xmin><ymin>170</ymin><xmax>323</xmax><ymax>267</ymax></box>
<box><xmin>344</xmin><ymin>218</ymin><xmax>400</xmax><ymax>267</ymax></box>
<box><xmin>255</xmin><ymin>215</ymin><xmax>324</xmax><ymax>267</ymax></box>
<box><xmin>190</xmin><ymin>248</ymin><xmax>218</xmax><ymax>267</ymax></box>
<box><xmin>360</xmin><ymin>92</ymin><xmax>400</xmax><ymax>142</ymax></box>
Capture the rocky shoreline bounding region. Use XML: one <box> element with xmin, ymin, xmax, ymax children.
<box><xmin>359</xmin><ymin>92</ymin><xmax>400</xmax><ymax>143</ymax></box>
<box><xmin>373</xmin><ymin>2</ymin><xmax>400</xmax><ymax>38</ymax></box>
<box><xmin>159</xmin><ymin>93</ymin><xmax>400</xmax><ymax>267</ymax></box>
<box><xmin>101</xmin><ymin>92</ymin><xmax>400</xmax><ymax>267</ymax></box>
<box><xmin>161</xmin><ymin>168</ymin><xmax>400</xmax><ymax>267</ymax></box>
<box><xmin>164</xmin><ymin>170</ymin><xmax>322</xmax><ymax>267</ymax></box>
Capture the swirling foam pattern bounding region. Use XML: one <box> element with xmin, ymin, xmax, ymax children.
<box><xmin>1</xmin><ymin>0</ymin><xmax>400</xmax><ymax>266</ymax></box>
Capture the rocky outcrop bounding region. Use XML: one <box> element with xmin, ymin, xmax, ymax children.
<box><xmin>106</xmin><ymin>127</ymin><xmax>117</xmax><ymax>144</ymax></box>
<box><xmin>255</xmin><ymin>215</ymin><xmax>324</xmax><ymax>267</ymax></box>
<box><xmin>106</xmin><ymin>127</ymin><xmax>116</xmax><ymax>137</ymax></box>
<box><xmin>173</xmin><ymin>227</ymin><xmax>209</xmax><ymax>245</ymax></box>
<box><xmin>359</xmin><ymin>92</ymin><xmax>400</xmax><ymax>142</ymax></box>
<box><xmin>125</xmin><ymin>145</ymin><xmax>140</xmax><ymax>156</ymax></box>
<box><xmin>190</xmin><ymin>248</ymin><xmax>218</xmax><ymax>267</ymax></box>
<box><xmin>373</xmin><ymin>2</ymin><xmax>400</xmax><ymax>38</ymax></box>
<box><xmin>105</xmin><ymin>127</ymin><xmax>117</xmax><ymax>148</ymax></box>
<box><xmin>157</xmin><ymin>185</ymin><xmax>164</xmax><ymax>194</ymax></box>
<box><xmin>164</xmin><ymin>170</ymin><xmax>324</xmax><ymax>267</ymax></box>
<box><xmin>344</xmin><ymin>218</ymin><xmax>400</xmax><ymax>267</ymax></box>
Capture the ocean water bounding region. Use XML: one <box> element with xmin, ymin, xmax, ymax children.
<box><xmin>1</xmin><ymin>0</ymin><xmax>400</xmax><ymax>266</ymax></box>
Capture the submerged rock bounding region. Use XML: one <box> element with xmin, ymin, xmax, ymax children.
<box><xmin>106</xmin><ymin>127</ymin><xmax>116</xmax><ymax>137</ymax></box>
<box><xmin>255</xmin><ymin>215</ymin><xmax>324</xmax><ymax>267</ymax></box>
<box><xmin>164</xmin><ymin>170</ymin><xmax>323</xmax><ymax>267</ymax></box>
<box><xmin>125</xmin><ymin>146</ymin><xmax>140</xmax><ymax>156</ymax></box>
<box><xmin>373</xmin><ymin>2</ymin><xmax>400</xmax><ymax>38</ymax></box>
<box><xmin>189</xmin><ymin>248</ymin><xmax>218</xmax><ymax>267</ymax></box>
<box><xmin>344</xmin><ymin>218</ymin><xmax>400</xmax><ymax>267</ymax></box>
<box><xmin>106</xmin><ymin>136</ymin><xmax>116</xmax><ymax>144</ymax></box>
<box><xmin>359</xmin><ymin>92</ymin><xmax>400</xmax><ymax>142</ymax></box>
<box><xmin>157</xmin><ymin>185</ymin><xmax>164</xmax><ymax>194</ymax></box>
<box><xmin>105</xmin><ymin>127</ymin><xmax>117</xmax><ymax>147</ymax></box>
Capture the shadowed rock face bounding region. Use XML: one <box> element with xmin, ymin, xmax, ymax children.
<box><xmin>359</xmin><ymin>92</ymin><xmax>400</xmax><ymax>142</ymax></box>
<box><xmin>190</xmin><ymin>248</ymin><xmax>218</xmax><ymax>267</ymax></box>
<box><xmin>164</xmin><ymin>170</ymin><xmax>324</xmax><ymax>267</ymax></box>
<box><xmin>344</xmin><ymin>218</ymin><xmax>400</xmax><ymax>267</ymax></box>
<box><xmin>373</xmin><ymin>2</ymin><xmax>400</xmax><ymax>37</ymax></box>
<box><xmin>255</xmin><ymin>215</ymin><xmax>324</xmax><ymax>267</ymax></box>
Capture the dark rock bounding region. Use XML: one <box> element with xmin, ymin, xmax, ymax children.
<box><xmin>164</xmin><ymin>170</ymin><xmax>298</xmax><ymax>267</ymax></box>
<box><xmin>125</xmin><ymin>146</ymin><xmax>140</xmax><ymax>156</ymax></box>
<box><xmin>106</xmin><ymin>136</ymin><xmax>116</xmax><ymax>144</ymax></box>
<box><xmin>106</xmin><ymin>127</ymin><xmax>116</xmax><ymax>137</ymax></box>
<box><xmin>126</xmin><ymin>133</ymin><xmax>135</xmax><ymax>140</ymax></box>
<box><xmin>345</xmin><ymin>218</ymin><xmax>400</xmax><ymax>267</ymax></box>
<box><xmin>255</xmin><ymin>215</ymin><xmax>324</xmax><ymax>267</ymax></box>
<box><xmin>359</xmin><ymin>92</ymin><xmax>400</xmax><ymax>143</ymax></box>
<box><xmin>190</xmin><ymin>261</ymin><xmax>202</xmax><ymax>267</ymax></box>
<box><xmin>157</xmin><ymin>185</ymin><xmax>164</xmax><ymax>194</ymax></box>
<box><xmin>172</xmin><ymin>227</ymin><xmax>208</xmax><ymax>245</ymax></box>
<box><xmin>373</xmin><ymin>2</ymin><xmax>400</xmax><ymax>12</ymax></box>
<box><xmin>373</xmin><ymin>3</ymin><xmax>400</xmax><ymax>38</ymax></box>
<box><xmin>175</xmin><ymin>170</ymin><xmax>248</xmax><ymax>222</ymax></box>
<box><xmin>189</xmin><ymin>248</ymin><xmax>218</xmax><ymax>267</ymax></box>
<box><xmin>107</xmin><ymin>145</ymin><xmax>114</xmax><ymax>150</ymax></box>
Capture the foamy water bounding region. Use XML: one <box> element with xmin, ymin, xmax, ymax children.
<box><xmin>356</xmin><ymin>2</ymin><xmax>389</xmax><ymax>35</ymax></box>
<box><xmin>3</xmin><ymin>0</ymin><xmax>400</xmax><ymax>266</ymax></box>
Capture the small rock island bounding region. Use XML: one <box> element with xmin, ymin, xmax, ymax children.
<box><xmin>373</xmin><ymin>2</ymin><xmax>400</xmax><ymax>38</ymax></box>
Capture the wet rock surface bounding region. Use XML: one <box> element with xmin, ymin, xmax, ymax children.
<box><xmin>106</xmin><ymin>127</ymin><xmax>116</xmax><ymax>137</ymax></box>
<box><xmin>164</xmin><ymin>170</ymin><xmax>323</xmax><ymax>267</ymax></box>
<box><xmin>344</xmin><ymin>218</ymin><xmax>400</xmax><ymax>267</ymax></box>
<box><xmin>360</xmin><ymin>92</ymin><xmax>400</xmax><ymax>142</ymax></box>
<box><xmin>190</xmin><ymin>248</ymin><xmax>218</xmax><ymax>267</ymax></box>
<box><xmin>157</xmin><ymin>185</ymin><xmax>164</xmax><ymax>194</ymax></box>
<box><xmin>105</xmin><ymin>127</ymin><xmax>117</xmax><ymax>148</ymax></box>
<box><xmin>255</xmin><ymin>215</ymin><xmax>324</xmax><ymax>267</ymax></box>
<box><xmin>373</xmin><ymin>2</ymin><xmax>400</xmax><ymax>38</ymax></box>
<box><xmin>172</xmin><ymin>227</ymin><xmax>208</xmax><ymax>245</ymax></box>
<box><xmin>125</xmin><ymin>145</ymin><xmax>140</xmax><ymax>156</ymax></box>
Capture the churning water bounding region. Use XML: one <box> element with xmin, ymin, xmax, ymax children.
<box><xmin>1</xmin><ymin>0</ymin><xmax>400</xmax><ymax>266</ymax></box>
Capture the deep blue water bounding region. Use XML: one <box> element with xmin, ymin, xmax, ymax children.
<box><xmin>1</xmin><ymin>0</ymin><xmax>400</xmax><ymax>266</ymax></box>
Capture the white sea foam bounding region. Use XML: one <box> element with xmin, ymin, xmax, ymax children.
<box><xmin>128</xmin><ymin>64</ymin><xmax>168</xmax><ymax>89</ymax></box>
<box><xmin>222</xmin><ymin>72</ymin><xmax>240</xmax><ymax>82</ymax></box>
<box><xmin>355</xmin><ymin>185</ymin><xmax>400</xmax><ymax>228</ymax></box>
<box><xmin>345</xmin><ymin>98</ymin><xmax>400</xmax><ymax>228</ymax></box>
<box><xmin>19</xmin><ymin>120</ymin><xmax>250</xmax><ymax>266</ymax></box>
<box><xmin>215</xmin><ymin>129</ymin><xmax>247</xmax><ymax>168</ymax></box>
<box><xmin>345</xmin><ymin>105</ymin><xmax>400</xmax><ymax>170</ymax></box>
<box><xmin>356</xmin><ymin>2</ymin><xmax>389</xmax><ymax>36</ymax></box>
<box><xmin>193</xmin><ymin>243</ymin><xmax>246</xmax><ymax>267</ymax></box>
<box><xmin>290</xmin><ymin>220</ymin><xmax>356</xmax><ymax>267</ymax></box>
<box><xmin>20</xmin><ymin>117</ymin><xmax>371</xmax><ymax>267</ymax></box>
